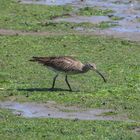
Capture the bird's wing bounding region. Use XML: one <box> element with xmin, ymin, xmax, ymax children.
<box><xmin>30</xmin><ymin>56</ymin><xmax>83</xmax><ymax>73</ymax></box>
<box><xmin>46</xmin><ymin>56</ymin><xmax>83</xmax><ymax>72</ymax></box>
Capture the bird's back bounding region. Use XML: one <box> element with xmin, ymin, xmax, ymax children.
<box><xmin>30</xmin><ymin>56</ymin><xmax>84</xmax><ymax>74</ymax></box>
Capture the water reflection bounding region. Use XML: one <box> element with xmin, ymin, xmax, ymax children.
<box><xmin>20</xmin><ymin>0</ymin><xmax>140</xmax><ymax>40</ymax></box>
<box><xmin>22</xmin><ymin>0</ymin><xmax>78</xmax><ymax>5</ymax></box>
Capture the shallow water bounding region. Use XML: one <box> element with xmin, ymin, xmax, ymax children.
<box><xmin>21</xmin><ymin>0</ymin><xmax>140</xmax><ymax>39</ymax></box>
<box><xmin>54</xmin><ymin>15</ymin><xmax>111</xmax><ymax>24</ymax></box>
<box><xmin>0</xmin><ymin>101</ymin><xmax>132</xmax><ymax>121</ymax></box>
<box><xmin>22</xmin><ymin>0</ymin><xmax>77</xmax><ymax>5</ymax></box>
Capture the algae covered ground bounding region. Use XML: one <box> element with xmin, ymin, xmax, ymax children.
<box><xmin>0</xmin><ymin>0</ymin><xmax>140</xmax><ymax>139</ymax></box>
<box><xmin>0</xmin><ymin>0</ymin><xmax>116</xmax><ymax>31</ymax></box>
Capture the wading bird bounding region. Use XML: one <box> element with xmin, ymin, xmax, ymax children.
<box><xmin>30</xmin><ymin>56</ymin><xmax>106</xmax><ymax>91</ymax></box>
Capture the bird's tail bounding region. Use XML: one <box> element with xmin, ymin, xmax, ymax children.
<box><xmin>29</xmin><ymin>57</ymin><xmax>46</xmax><ymax>62</ymax></box>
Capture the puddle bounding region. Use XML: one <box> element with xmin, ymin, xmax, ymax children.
<box><xmin>21</xmin><ymin>0</ymin><xmax>78</xmax><ymax>5</ymax></box>
<box><xmin>20</xmin><ymin>0</ymin><xmax>140</xmax><ymax>41</ymax></box>
<box><xmin>73</xmin><ymin>27</ymin><xmax>140</xmax><ymax>41</ymax></box>
<box><xmin>54</xmin><ymin>15</ymin><xmax>111</xmax><ymax>24</ymax></box>
<box><xmin>132</xmin><ymin>127</ymin><xmax>140</xmax><ymax>134</ymax></box>
<box><xmin>0</xmin><ymin>101</ymin><xmax>133</xmax><ymax>121</ymax></box>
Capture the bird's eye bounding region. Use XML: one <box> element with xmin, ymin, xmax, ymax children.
<box><xmin>91</xmin><ymin>65</ymin><xmax>93</xmax><ymax>68</ymax></box>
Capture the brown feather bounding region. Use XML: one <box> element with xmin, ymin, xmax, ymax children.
<box><xmin>30</xmin><ymin>56</ymin><xmax>84</xmax><ymax>74</ymax></box>
<box><xmin>29</xmin><ymin>56</ymin><xmax>106</xmax><ymax>91</ymax></box>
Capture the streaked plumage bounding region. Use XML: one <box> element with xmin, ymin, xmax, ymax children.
<box><xmin>30</xmin><ymin>56</ymin><xmax>106</xmax><ymax>91</ymax></box>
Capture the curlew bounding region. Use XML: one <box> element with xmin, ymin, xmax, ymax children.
<box><xmin>30</xmin><ymin>56</ymin><xmax>106</xmax><ymax>91</ymax></box>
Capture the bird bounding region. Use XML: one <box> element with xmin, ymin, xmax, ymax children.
<box><xmin>30</xmin><ymin>56</ymin><xmax>106</xmax><ymax>91</ymax></box>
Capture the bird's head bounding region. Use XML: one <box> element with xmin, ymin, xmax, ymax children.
<box><xmin>85</xmin><ymin>63</ymin><xmax>107</xmax><ymax>83</ymax></box>
<box><xmin>86</xmin><ymin>63</ymin><xmax>97</xmax><ymax>70</ymax></box>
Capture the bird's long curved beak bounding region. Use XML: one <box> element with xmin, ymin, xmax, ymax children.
<box><xmin>94</xmin><ymin>69</ymin><xmax>107</xmax><ymax>82</ymax></box>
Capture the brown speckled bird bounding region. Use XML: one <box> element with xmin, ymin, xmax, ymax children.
<box><xmin>30</xmin><ymin>56</ymin><xmax>106</xmax><ymax>91</ymax></box>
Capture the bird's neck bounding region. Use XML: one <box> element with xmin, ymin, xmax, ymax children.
<box><xmin>81</xmin><ymin>64</ymin><xmax>90</xmax><ymax>73</ymax></box>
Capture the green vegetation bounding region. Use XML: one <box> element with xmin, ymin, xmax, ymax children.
<box><xmin>100</xmin><ymin>111</ymin><xmax>118</xmax><ymax>116</ymax></box>
<box><xmin>0</xmin><ymin>0</ymin><xmax>140</xmax><ymax>139</ymax></box>
<box><xmin>110</xmin><ymin>16</ymin><xmax>124</xmax><ymax>21</ymax></box>
<box><xmin>0</xmin><ymin>0</ymin><xmax>73</xmax><ymax>31</ymax></box>
<box><xmin>137</xmin><ymin>18</ymin><xmax>140</xmax><ymax>22</ymax></box>
<box><xmin>0</xmin><ymin>109</ymin><xmax>140</xmax><ymax>140</ymax></box>
<box><xmin>95</xmin><ymin>21</ymin><xmax>117</xmax><ymax>29</ymax></box>
<box><xmin>0</xmin><ymin>35</ymin><xmax>140</xmax><ymax>121</ymax></box>
<box><xmin>77</xmin><ymin>7</ymin><xmax>114</xmax><ymax>16</ymax></box>
<box><xmin>39</xmin><ymin>21</ymin><xmax>117</xmax><ymax>31</ymax></box>
<box><xmin>0</xmin><ymin>0</ymin><xmax>115</xmax><ymax>31</ymax></box>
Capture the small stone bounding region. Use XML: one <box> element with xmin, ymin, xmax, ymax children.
<box><xmin>102</xmin><ymin>102</ymin><xmax>106</xmax><ymax>105</ymax></box>
<box><xmin>73</xmin><ymin>118</ymin><xmax>79</xmax><ymax>121</ymax></box>
<box><xmin>16</xmin><ymin>112</ymin><xmax>22</xmax><ymax>116</ymax></box>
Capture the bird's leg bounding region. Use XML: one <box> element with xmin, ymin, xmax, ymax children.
<box><xmin>65</xmin><ymin>75</ymin><xmax>72</xmax><ymax>91</ymax></box>
<box><xmin>51</xmin><ymin>74</ymin><xmax>59</xmax><ymax>89</ymax></box>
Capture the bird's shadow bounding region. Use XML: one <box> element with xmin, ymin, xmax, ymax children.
<box><xmin>17</xmin><ymin>87</ymin><xmax>78</xmax><ymax>92</ymax></box>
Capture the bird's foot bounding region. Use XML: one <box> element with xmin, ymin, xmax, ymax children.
<box><xmin>48</xmin><ymin>88</ymin><xmax>55</xmax><ymax>91</ymax></box>
<box><xmin>69</xmin><ymin>89</ymin><xmax>72</xmax><ymax>92</ymax></box>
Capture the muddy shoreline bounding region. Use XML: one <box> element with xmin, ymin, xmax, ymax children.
<box><xmin>18</xmin><ymin>0</ymin><xmax>140</xmax><ymax>42</ymax></box>
<box><xmin>1</xmin><ymin>29</ymin><xmax>140</xmax><ymax>42</ymax></box>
